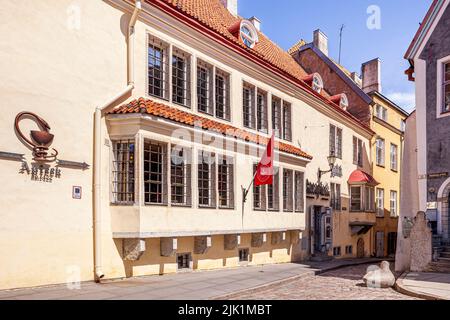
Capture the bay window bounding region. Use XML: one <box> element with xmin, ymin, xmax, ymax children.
<box><xmin>170</xmin><ymin>146</ymin><xmax>192</xmax><ymax>206</ymax></box>
<box><xmin>283</xmin><ymin>169</ymin><xmax>294</xmax><ymax>212</ymax></box>
<box><xmin>350</xmin><ymin>186</ymin><xmax>362</xmax><ymax>211</ymax></box>
<box><xmin>365</xmin><ymin>186</ymin><xmax>375</xmax><ymax>212</ymax></box>
<box><xmin>198</xmin><ymin>151</ymin><xmax>216</xmax><ymax>208</ymax></box>
<box><xmin>144</xmin><ymin>140</ymin><xmax>167</xmax><ymax>205</ymax></box>
<box><xmin>294</xmin><ymin>171</ymin><xmax>305</xmax><ymax>213</ymax></box>
<box><xmin>350</xmin><ymin>185</ymin><xmax>376</xmax><ymax>212</ymax></box>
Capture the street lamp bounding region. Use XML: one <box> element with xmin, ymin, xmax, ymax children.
<box><xmin>318</xmin><ymin>153</ymin><xmax>337</xmax><ymax>180</ymax></box>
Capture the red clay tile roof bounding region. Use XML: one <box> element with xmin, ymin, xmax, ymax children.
<box><xmin>110</xmin><ymin>98</ymin><xmax>313</xmax><ymax>160</ymax></box>
<box><xmin>147</xmin><ymin>0</ymin><xmax>373</xmax><ymax>135</ymax></box>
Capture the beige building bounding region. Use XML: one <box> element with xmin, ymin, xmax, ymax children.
<box><xmin>0</xmin><ymin>0</ymin><xmax>374</xmax><ymax>290</ymax></box>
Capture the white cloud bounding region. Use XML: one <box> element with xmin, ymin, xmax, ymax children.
<box><xmin>385</xmin><ymin>92</ymin><xmax>416</xmax><ymax>112</ymax></box>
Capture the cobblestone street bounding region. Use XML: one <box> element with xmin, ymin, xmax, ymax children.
<box><xmin>223</xmin><ymin>264</ymin><xmax>420</xmax><ymax>300</ymax></box>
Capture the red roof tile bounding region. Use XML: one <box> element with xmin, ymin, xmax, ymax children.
<box><xmin>110</xmin><ymin>98</ymin><xmax>313</xmax><ymax>160</ymax></box>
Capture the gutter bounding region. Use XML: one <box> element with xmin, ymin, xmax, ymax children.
<box><xmin>93</xmin><ymin>0</ymin><xmax>141</xmax><ymax>282</ymax></box>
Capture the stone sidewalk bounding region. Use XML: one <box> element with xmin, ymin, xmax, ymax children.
<box><xmin>0</xmin><ymin>258</ymin><xmax>383</xmax><ymax>300</ymax></box>
<box><xmin>396</xmin><ymin>272</ymin><xmax>450</xmax><ymax>300</ymax></box>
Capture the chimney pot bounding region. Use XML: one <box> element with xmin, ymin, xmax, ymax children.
<box><xmin>362</xmin><ymin>58</ymin><xmax>382</xmax><ymax>93</ymax></box>
<box><xmin>313</xmin><ymin>29</ymin><xmax>328</xmax><ymax>56</ymax></box>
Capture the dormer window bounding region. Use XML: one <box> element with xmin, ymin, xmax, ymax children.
<box><xmin>340</xmin><ymin>94</ymin><xmax>349</xmax><ymax>110</ymax></box>
<box><xmin>240</xmin><ymin>20</ymin><xmax>258</xmax><ymax>48</ymax></box>
<box><xmin>312</xmin><ymin>74</ymin><xmax>323</xmax><ymax>94</ymax></box>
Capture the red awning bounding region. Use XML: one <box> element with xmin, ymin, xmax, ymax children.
<box><xmin>348</xmin><ymin>170</ymin><xmax>379</xmax><ymax>186</ymax></box>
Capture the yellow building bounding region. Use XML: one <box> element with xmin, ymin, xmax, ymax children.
<box><xmin>360</xmin><ymin>59</ymin><xmax>409</xmax><ymax>257</ymax></box>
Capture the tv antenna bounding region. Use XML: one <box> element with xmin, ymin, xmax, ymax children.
<box><xmin>338</xmin><ymin>24</ymin><xmax>345</xmax><ymax>64</ymax></box>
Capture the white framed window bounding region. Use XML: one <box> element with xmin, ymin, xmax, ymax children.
<box><xmin>365</xmin><ymin>186</ymin><xmax>375</xmax><ymax>212</ymax></box>
<box><xmin>376</xmin><ymin>138</ymin><xmax>385</xmax><ymax>167</ymax></box>
<box><xmin>239</xmin><ymin>20</ymin><xmax>259</xmax><ymax>49</ymax></box>
<box><xmin>376</xmin><ymin>188</ymin><xmax>385</xmax><ymax>217</ymax></box>
<box><xmin>283</xmin><ymin>169</ymin><xmax>294</xmax><ymax>212</ymax></box>
<box><xmin>444</xmin><ymin>62</ymin><xmax>450</xmax><ymax>113</ymax></box>
<box><xmin>437</xmin><ymin>57</ymin><xmax>450</xmax><ymax>115</ymax></box>
<box><xmin>170</xmin><ymin>145</ymin><xmax>192</xmax><ymax>206</ymax></box>
<box><xmin>330</xmin><ymin>124</ymin><xmax>343</xmax><ymax>159</ymax></box>
<box><xmin>243</xmin><ymin>82</ymin><xmax>256</xmax><ymax>129</ymax></box>
<box><xmin>144</xmin><ymin>140</ymin><xmax>168</xmax><ymax>205</ymax></box>
<box><xmin>390</xmin><ymin>143</ymin><xmax>398</xmax><ymax>171</ymax></box>
<box><xmin>148</xmin><ymin>35</ymin><xmax>170</xmax><ymax>100</ymax></box>
<box><xmin>272</xmin><ymin>96</ymin><xmax>292</xmax><ymax>141</ymax></box>
<box><xmin>172</xmin><ymin>47</ymin><xmax>191</xmax><ymax>107</ymax></box>
<box><xmin>112</xmin><ymin>140</ymin><xmax>135</xmax><ymax>205</ymax></box>
<box><xmin>294</xmin><ymin>171</ymin><xmax>305</xmax><ymax>213</ymax></box>
<box><xmin>375</xmin><ymin>104</ymin><xmax>388</xmax><ymax>121</ymax></box>
<box><xmin>350</xmin><ymin>186</ymin><xmax>362</xmax><ymax>211</ymax></box>
<box><xmin>390</xmin><ymin>191</ymin><xmax>398</xmax><ymax>217</ymax></box>
<box><xmin>197</xmin><ymin>60</ymin><xmax>213</xmax><ymax>115</ymax></box>
<box><xmin>400</xmin><ymin>119</ymin><xmax>406</xmax><ymax>132</ymax></box>
<box><xmin>218</xmin><ymin>154</ymin><xmax>234</xmax><ymax>209</ymax></box>
<box><xmin>198</xmin><ymin>151</ymin><xmax>216</xmax><ymax>208</ymax></box>
<box><xmin>215</xmin><ymin>68</ymin><xmax>231</xmax><ymax>121</ymax></box>
<box><xmin>312</xmin><ymin>73</ymin><xmax>323</xmax><ymax>94</ymax></box>
<box><xmin>353</xmin><ymin>136</ymin><xmax>363</xmax><ymax>167</ymax></box>
<box><xmin>330</xmin><ymin>183</ymin><xmax>341</xmax><ymax>211</ymax></box>
<box><xmin>267</xmin><ymin>167</ymin><xmax>280</xmax><ymax>211</ymax></box>
<box><xmin>256</xmin><ymin>89</ymin><xmax>268</xmax><ymax>133</ymax></box>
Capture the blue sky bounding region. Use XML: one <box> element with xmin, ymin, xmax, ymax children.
<box><xmin>238</xmin><ymin>0</ymin><xmax>433</xmax><ymax>112</ymax></box>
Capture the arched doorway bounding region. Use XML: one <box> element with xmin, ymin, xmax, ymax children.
<box><xmin>357</xmin><ymin>238</ymin><xmax>365</xmax><ymax>258</ymax></box>
<box><xmin>437</xmin><ymin>178</ymin><xmax>450</xmax><ymax>240</ymax></box>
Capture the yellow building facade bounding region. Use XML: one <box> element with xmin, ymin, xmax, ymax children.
<box><xmin>369</xmin><ymin>92</ymin><xmax>409</xmax><ymax>257</ymax></box>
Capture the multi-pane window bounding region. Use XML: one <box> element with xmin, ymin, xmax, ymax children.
<box><xmin>268</xmin><ymin>167</ymin><xmax>280</xmax><ymax>211</ymax></box>
<box><xmin>197</xmin><ymin>60</ymin><xmax>213</xmax><ymax>115</ymax></box>
<box><xmin>376</xmin><ymin>138</ymin><xmax>385</xmax><ymax>166</ymax></box>
<box><xmin>390</xmin><ymin>143</ymin><xmax>398</xmax><ymax>171</ymax></box>
<box><xmin>170</xmin><ymin>146</ymin><xmax>192</xmax><ymax>206</ymax></box>
<box><xmin>144</xmin><ymin>141</ymin><xmax>167</xmax><ymax>205</ymax></box>
<box><xmin>283</xmin><ymin>169</ymin><xmax>294</xmax><ymax>212</ymax></box>
<box><xmin>257</xmin><ymin>90</ymin><xmax>268</xmax><ymax>133</ymax></box>
<box><xmin>282</xmin><ymin>102</ymin><xmax>292</xmax><ymax>141</ymax></box>
<box><xmin>253</xmin><ymin>164</ymin><xmax>266</xmax><ymax>210</ymax></box>
<box><xmin>148</xmin><ymin>36</ymin><xmax>169</xmax><ymax>99</ymax></box>
<box><xmin>375</xmin><ymin>104</ymin><xmax>388</xmax><ymax>121</ymax></box>
<box><xmin>353</xmin><ymin>136</ymin><xmax>363</xmax><ymax>167</ymax></box>
<box><xmin>365</xmin><ymin>186</ymin><xmax>375</xmax><ymax>212</ymax></box>
<box><xmin>172</xmin><ymin>48</ymin><xmax>191</xmax><ymax>107</ymax></box>
<box><xmin>390</xmin><ymin>191</ymin><xmax>398</xmax><ymax>217</ymax></box>
<box><xmin>443</xmin><ymin>62</ymin><xmax>450</xmax><ymax>113</ymax></box>
<box><xmin>294</xmin><ymin>171</ymin><xmax>305</xmax><ymax>212</ymax></box>
<box><xmin>272</xmin><ymin>96</ymin><xmax>282</xmax><ymax>138</ymax></box>
<box><xmin>400</xmin><ymin>120</ymin><xmax>406</xmax><ymax>132</ymax></box>
<box><xmin>345</xmin><ymin>245</ymin><xmax>353</xmax><ymax>255</ymax></box>
<box><xmin>330</xmin><ymin>125</ymin><xmax>343</xmax><ymax>159</ymax></box>
<box><xmin>376</xmin><ymin>188</ymin><xmax>385</xmax><ymax>217</ymax></box>
<box><xmin>198</xmin><ymin>151</ymin><xmax>216</xmax><ymax>208</ymax></box>
<box><xmin>350</xmin><ymin>186</ymin><xmax>362</xmax><ymax>211</ymax></box>
<box><xmin>215</xmin><ymin>69</ymin><xmax>231</xmax><ymax>121</ymax></box>
<box><xmin>330</xmin><ymin>183</ymin><xmax>341</xmax><ymax>211</ymax></box>
<box><xmin>333</xmin><ymin>247</ymin><xmax>342</xmax><ymax>257</ymax></box>
<box><xmin>112</xmin><ymin>140</ymin><xmax>135</xmax><ymax>204</ymax></box>
<box><xmin>218</xmin><ymin>155</ymin><xmax>234</xmax><ymax>209</ymax></box>
<box><xmin>239</xmin><ymin>248</ymin><xmax>249</xmax><ymax>262</ymax></box>
<box><xmin>243</xmin><ymin>83</ymin><xmax>255</xmax><ymax>129</ymax></box>
<box><xmin>177</xmin><ymin>253</ymin><xmax>191</xmax><ymax>269</ymax></box>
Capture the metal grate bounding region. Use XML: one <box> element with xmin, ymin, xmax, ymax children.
<box><xmin>282</xmin><ymin>102</ymin><xmax>292</xmax><ymax>141</ymax></box>
<box><xmin>198</xmin><ymin>151</ymin><xmax>216</xmax><ymax>208</ymax></box>
<box><xmin>283</xmin><ymin>169</ymin><xmax>294</xmax><ymax>212</ymax></box>
<box><xmin>294</xmin><ymin>171</ymin><xmax>305</xmax><ymax>212</ymax></box>
<box><xmin>177</xmin><ymin>253</ymin><xmax>191</xmax><ymax>269</ymax></box>
<box><xmin>216</xmin><ymin>70</ymin><xmax>230</xmax><ymax>121</ymax></box>
<box><xmin>197</xmin><ymin>61</ymin><xmax>213</xmax><ymax>115</ymax></box>
<box><xmin>272</xmin><ymin>96</ymin><xmax>282</xmax><ymax>138</ymax></box>
<box><xmin>148</xmin><ymin>36</ymin><xmax>169</xmax><ymax>99</ymax></box>
<box><xmin>268</xmin><ymin>167</ymin><xmax>280</xmax><ymax>211</ymax></box>
<box><xmin>239</xmin><ymin>248</ymin><xmax>249</xmax><ymax>262</ymax></box>
<box><xmin>112</xmin><ymin>140</ymin><xmax>135</xmax><ymax>204</ymax></box>
<box><xmin>243</xmin><ymin>84</ymin><xmax>255</xmax><ymax>129</ymax></box>
<box><xmin>170</xmin><ymin>146</ymin><xmax>192</xmax><ymax>206</ymax></box>
<box><xmin>257</xmin><ymin>90</ymin><xmax>268</xmax><ymax>133</ymax></box>
<box><xmin>144</xmin><ymin>140</ymin><xmax>167</xmax><ymax>205</ymax></box>
<box><xmin>218</xmin><ymin>155</ymin><xmax>234</xmax><ymax>209</ymax></box>
<box><xmin>172</xmin><ymin>48</ymin><xmax>191</xmax><ymax>107</ymax></box>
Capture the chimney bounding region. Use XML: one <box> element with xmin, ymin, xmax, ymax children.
<box><xmin>220</xmin><ymin>0</ymin><xmax>238</xmax><ymax>16</ymax></box>
<box><xmin>249</xmin><ymin>16</ymin><xmax>261</xmax><ymax>31</ymax></box>
<box><xmin>313</xmin><ymin>29</ymin><xmax>328</xmax><ymax>56</ymax></box>
<box><xmin>362</xmin><ymin>58</ymin><xmax>382</xmax><ymax>93</ymax></box>
<box><xmin>351</xmin><ymin>72</ymin><xmax>363</xmax><ymax>88</ymax></box>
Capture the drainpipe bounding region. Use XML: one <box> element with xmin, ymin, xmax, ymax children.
<box><xmin>93</xmin><ymin>0</ymin><xmax>141</xmax><ymax>282</ymax></box>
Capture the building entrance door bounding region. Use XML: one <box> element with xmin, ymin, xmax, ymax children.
<box><xmin>376</xmin><ymin>232</ymin><xmax>384</xmax><ymax>257</ymax></box>
<box><xmin>387</xmin><ymin>232</ymin><xmax>397</xmax><ymax>256</ymax></box>
<box><xmin>357</xmin><ymin>238</ymin><xmax>365</xmax><ymax>258</ymax></box>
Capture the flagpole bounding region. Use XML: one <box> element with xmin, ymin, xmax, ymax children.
<box><xmin>241</xmin><ymin>171</ymin><xmax>257</xmax><ymax>229</ymax></box>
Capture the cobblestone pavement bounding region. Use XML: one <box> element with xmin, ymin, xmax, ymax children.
<box><xmin>223</xmin><ymin>264</ymin><xmax>420</xmax><ymax>300</ymax></box>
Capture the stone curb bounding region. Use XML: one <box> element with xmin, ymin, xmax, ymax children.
<box><xmin>213</xmin><ymin>258</ymin><xmax>389</xmax><ymax>300</ymax></box>
<box><xmin>394</xmin><ymin>272</ymin><xmax>445</xmax><ymax>300</ymax></box>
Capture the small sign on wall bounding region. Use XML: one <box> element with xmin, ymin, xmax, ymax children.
<box><xmin>72</xmin><ymin>186</ymin><xmax>82</xmax><ymax>199</ymax></box>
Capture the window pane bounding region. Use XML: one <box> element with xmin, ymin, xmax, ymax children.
<box><xmin>282</xmin><ymin>102</ymin><xmax>292</xmax><ymax>141</ymax></box>
<box><xmin>444</xmin><ymin>83</ymin><xmax>450</xmax><ymax>112</ymax></box>
<box><xmin>198</xmin><ymin>151</ymin><xmax>216</xmax><ymax>208</ymax></box>
<box><xmin>253</xmin><ymin>164</ymin><xmax>266</xmax><ymax>210</ymax></box>
<box><xmin>148</xmin><ymin>38</ymin><xmax>169</xmax><ymax>99</ymax></box>
<box><xmin>218</xmin><ymin>155</ymin><xmax>234</xmax><ymax>209</ymax></box>
<box><xmin>272</xmin><ymin>97</ymin><xmax>282</xmax><ymax>138</ymax></box>
<box><xmin>283</xmin><ymin>169</ymin><xmax>293</xmax><ymax>212</ymax></box>
<box><xmin>351</xmin><ymin>187</ymin><xmax>361</xmax><ymax>211</ymax></box>
<box><xmin>172</xmin><ymin>49</ymin><xmax>191</xmax><ymax>107</ymax></box>
<box><xmin>112</xmin><ymin>140</ymin><xmax>135</xmax><ymax>204</ymax></box>
<box><xmin>197</xmin><ymin>63</ymin><xmax>212</xmax><ymax>114</ymax></box>
<box><xmin>390</xmin><ymin>144</ymin><xmax>398</xmax><ymax>171</ymax></box>
<box><xmin>268</xmin><ymin>167</ymin><xmax>280</xmax><ymax>211</ymax></box>
<box><xmin>376</xmin><ymin>189</ymin><xmax>384</xmax><ymax>217</ymax></box>
<box><xmin>329</xmin><ymin>125</ymin><xmax>336</xmax><ymax>157</ymax></box>
<box><xmin>336</xmin><ymin>128</ymin><xmax>342</xmax><ymax>159</ymax></box>
<box><xmin>144</xmin><ymin>141</ymin><xmax>167</xmax><ymax>204</ymax></box>
<box><xmin>365</xmin><ymin>187</ymin><xmax>374</xmax><ymax>212</ymax></box>
<box><xmin>257</xmin><ymin>91</ymin><xmax>268</xmax><ymax>133</ymax></box>
<box><xmin>376</xmin><ymin>139</ymin><xmax>385</xmax><ymax>166</ymax></box>
<box><xmin>390</xmin><ymin>191</ymin><xmax>398</xmax><ymax>216</ymax></box>
<box><xmin>170</xmin><ymin>146</ymin><xmax>191</xmax><ymax>206</ymax></box>
<box><xmin>243</xmin><ymin>85</ymin><xmax>255</xmax><ymax>129</ymax></box>
<box><xmin>294</xmin><ymin>171</ymin><xmax>304</xmax><ymax>212</ymax></box>
<box><xmin>216</xmin><ymin>70</ymin><xmax>230</xmax><ymax>120</ymax></box>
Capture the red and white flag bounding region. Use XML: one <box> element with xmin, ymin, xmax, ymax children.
<box><xmin>254</xmin><ymin>133</ymin><xmax>275</xmax><ymax>186</ymax></box>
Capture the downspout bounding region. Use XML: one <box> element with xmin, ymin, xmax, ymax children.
<box><xmin>93</xmin><ymin>0</ymin><xmax>141</xmax><ymax>282</ymax></box>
